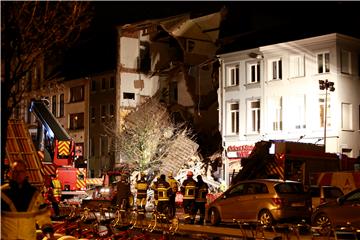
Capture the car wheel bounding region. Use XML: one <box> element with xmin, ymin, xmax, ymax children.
<box><xmin>209</xmin><ymin>208</ymin><xmax>220</xmax><ymax>226</ymax></box>
<box><xmin>258</xmin><ymin>209</ymin><xmax>274</xmax><ymax>226</ymax></box>
<box><xmin>313</xmin><ymin>213</ymin><xmax>332</xmax><ymax>236</ymax></box>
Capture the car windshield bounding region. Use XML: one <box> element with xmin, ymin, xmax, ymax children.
<box><xmin>275</xmin><ymin>182</ymin><xmax>304</xmax><ymax>194</ymax></box>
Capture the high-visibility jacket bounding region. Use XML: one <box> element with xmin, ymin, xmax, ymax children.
<box><xmin>181</xmin><ymin>178</ymin><xmax>197</xmax><ymax>200</ymax></box>
<box><xmin>51</xmin><ymin>179</ymin><xmax>62</xmax><ymax>200</ymax></box>
<box><xmin>195</xmin><ymin>181</ymin><xmax>209</xmax><ymax>203</ymax></box>
<box><xmin>135</xmin><ymin>178</ymin><xmax>148</xmax><ymax>199</ymax></box>
<box><xmin>156</xmin><ymin>180</ymin><xmax>172</xmax><ymax>201</ymax></box>
<box><xmin>168</xmin><ymin>177</ymin><xmax>178</xmax><ymax>193</ymax></box>
<box><xmin>1</xmin><ymin>181</ymin><xmax>53</xmax><ymax>240</ymax></box>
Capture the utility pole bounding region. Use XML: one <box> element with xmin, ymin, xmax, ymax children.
<box><xmin>319</xmin><ymin>79</ymin><xmax>335</xmax><ymax>150</ymax></box>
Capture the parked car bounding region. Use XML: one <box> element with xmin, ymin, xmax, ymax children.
<box><xmin>206</xmin><ymin>179</ymin><xmax>312</xmax><ymax>226</ymax></box>
<box><xmin>309</xmin><ymin>185</ymin><xmax>344</xmax><ymax>209</ymax></box>
<box><xmin>311</xmin><ymin>188</ymin><xmax>360</xmax><ymax>235</ymax></box>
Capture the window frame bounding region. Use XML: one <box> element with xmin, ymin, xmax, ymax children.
<box><xmin>268</xmin><ymin>58</ymin><xmax>282</xmax><ymax>80</ymax></box>
<box><xmin>341</xmin><ymin>102</ymin><xmax>353</xmax><ymax>131</ymax></box>
<box><xmin>289</xmin><ymin>55</ymin><xmax>305</xmax><ymax>78</ymax></box>
<box><xmin>319</xmin><ymin>94</ymin><xmax>331</xmax><ymax>128</ymax></box>
<box><xmin>341</xmin><ymin>49</ymin><xmax>351</xmax><ymax>74</ymax></box>
<box><xmin>227</xmin><ymin>64</ymin><xmax>240</xmax><ymax>86</ymax></box>
<box><xmin>59</xmin><ymin>94</ymin><xmax>64</xmax><ymax>117</ymax></box>
<box><xmin>247</xmin><ymin>62</ymin><xmax>260</xmax><ymax>84</ymax></box>
<box><xmin>317</xmin><ymin>52</ymin><xmax>330</xmax><ymax>74</ymax></box>
<box><xmin>69</xmin><ymin>112</ymin><xmax>84</xmax><ymax>130</ymax></box>
<box><xmin>247</xmin><ymin>99</ymin><xmax>261</xmax><ymax>133</ymax></box>
<box><xmin>228</xmin><ymin>102</ymin><xmax>240</xmax><ymax>134</ymax></box>
<box><xmin>70</xmin><ymin>85</ymin><xmax>85</xmax><ymax>103</ymax></box>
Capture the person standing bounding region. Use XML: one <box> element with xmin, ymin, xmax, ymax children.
<box><xmin>116</xmin><ymin>174</ymin><xmax>131</xmax><ymax>210</ymax></box>
<box><xmin>156</xmin><ymin>174</ymin><xmax>172</xmax><ymax>216</ymax></box>
<box><xmin>135</xmin><ymin>172</ymin><xmax>148</xmax><ymax>211</ymax></box>
<box><xmin>167</xmin><ymin>173</ymin><xmax>178</xmax><ymax>218</ymax></box>
<box><xmin>1</xmin><ymin>160</ymin><xmax>55</xmax><ymax>240</ymax></box>
<box><xmin>181</xmin><ymin>171</ymin><xmax>197</xmax><ymax>224</ymax></box>
<box><xmin>194</xmin><ymin>175</ymin><xmax>209</xmax><ymax>225</ymax></box>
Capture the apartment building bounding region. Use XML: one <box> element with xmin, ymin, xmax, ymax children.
<box><xmin>217</xmin><ymin>33</ymin><xmax>360</xmax><ymax>185</ymax></box>
<box><xmin>88</xmin><ymin>70</ymin><xmax>116</xmax><ymax>177</ymax></box>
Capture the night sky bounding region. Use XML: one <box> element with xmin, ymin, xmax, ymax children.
<box><xmin>63</xmin><ymin>1</ymin><xmax>360</xmax><ymax>78</ymax></box>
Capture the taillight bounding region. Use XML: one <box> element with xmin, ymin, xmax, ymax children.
<box><xmin>272</xmin><ymin>198</ymin><xmax>286</xmax><ymax>206</ymax></box>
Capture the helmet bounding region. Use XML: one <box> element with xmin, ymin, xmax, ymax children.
<box><xmin>186</xmin><ymin>171</ymin><xmax>193</xmax><ymax>177</ymax></box>
<box><xmin>168</xmin><ymin>172</ymin><xmax>173</xmax><ymax>178</ymax></box>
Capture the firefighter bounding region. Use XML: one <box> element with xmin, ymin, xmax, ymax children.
<box><xmin>50</xmin><ymin>175</ymin><xmax>61</xmax><ymax>216</ymax></box>
<box><xmin>194</xmin><ymin>175</ymin><xmax>209</xmax><ymax>225</ymax></box>
<box><xmin>150</xmin><ymin>175</ymin><xmax>161</xmax><ymax>208</ymax></box>
<box><xmin>181</xmin><ymin>171</ymin><xmax>197</xmax><ymax>224</ymax></box>
<box><xmin>155</xmin><ymin>174</ymin><xmax>172</xmax><ymax>216</ymax></box>
<box><xmin>135</xmin><ymin>172</ymin><xmax>148</xmax><ymax>211</ymax></box>
<box><xmin>167</xmin><ymin>173</ymin><xmax>178</xmax><ymax>218</ymax></box>
<box><xmin>116</xmin><ymin>174</ymin><xmax>131</xmax><ymax>210</ymax></box>
<box><xmin>1</xmin><ymin>160</ymin><xmax>54</xmax><ymax>239</ymax></box>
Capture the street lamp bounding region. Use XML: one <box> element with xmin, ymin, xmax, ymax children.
<box><xmin>319</xmin><ymin>79</ymin><xmax>335</xmax><ymax>149</ymax></box>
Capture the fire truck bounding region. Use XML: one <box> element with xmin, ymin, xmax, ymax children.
<box><xmin>29</xmin><ymin>100</ymin><xmax>87</xmax><ymax>197</ymax></box>
<box><xmin>231</xmin><ymin>140</ymin><xmax>342</xmax><ymax>187</ymax></box>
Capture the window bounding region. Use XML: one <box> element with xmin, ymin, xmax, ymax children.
<box><xmin>123</xmin><ymin>92</ymin><xmax>135</xmax><ymax>100</ymax></box>
<box><xmin>342</xmin><ymin>148</ymin><xmax>353</xmax><ymax>157</ymax></box>
<box><xmin>319</xmin><ymin>95</ymin><xmax>331</xmax><ymax>128</ymax></box>
<box><xmin>247</xmin><ymin>62</ymin><xmax>260</xmax><ymax>83</ymax></box>
<box><xmin>289</xmin><ymin>55</ymin><xmax>305</xmax><ymax>78</ymax></box>
<box><xmin>229</xmin><ymin>103</ymin><xmax>239</xmax><ymax>134</ymax></box>
<box><xmin>109</xmin><ymin>104</ymin><xmax>114</xmax><ymax>118</ymax></box>
<box><xmin>269</xmin><ymin>58</ymin><xmax>282</xmax><ymax>80</ymax></box>
<box><xmin>101</xmin><ymin>105</ymin><xmax>106</xmax><ymax>122</ymax></box>
<box><xmin>228</xmin><ymin>65</ymin><xmax>239</xmax><ymax>86</ymax></box>
<box><xmin>52</xmin><ymin>95</ymin><xmax>57</xmax><ymax>117</ymax></box>
<box><xmin>317</xmin><ymin>52</ymin><xmax>330</xmax><ymax>73</ymax></box>
<box><xmin>341</xmin><ymin>50</ymin><xmax>351</xmax><ymax>74</ymax></box>
<box><xmin>292</xmin><ymin>95</ymin><xmax>306</xmax><ymax>129</ymax></box>
<box><xmin>109</xmin><ymin>76</ymin><xmax>115</xmax><ymax>89</ymax></box>
<box><xmin>269</xmin><ymin>97</ymin><xmax>282</xmax><ymax>131</ymax></box>
<box><xmin>59</xmin><ymin>94</ymin><xmax>64</xmax><ymax>117</ymax></box>
<box><xmin>70</xmin><ymin>86</ymin><xmax>84</xmax><ymax>102</ymax></box>
<box><xmin>101</xmin><ymin>78</ymin><xmax>107</xmax><ymax>90</ymax></box>
<box><xmin>91</xmin><ymin>80</ymin><xmax>97</xmax><ymax>92</ymax></box>
<box><xmin>69</xmin><ymin>113</ymin><xmax>84</xmax><ymax>130</ymax></box>
<box><xmin>91</xmin><ymin>107</ymin><xmax>95</xmax><ymax>123</ymax></box>
<box><xmin>248</xmin><ymin>99</ymin><xmax>260</xmax><ymax>133</ymax></box>
<box><xmin>342</xmin><ymin>103</ymin><xmax>352</xmax><ymax>130</ymax></box>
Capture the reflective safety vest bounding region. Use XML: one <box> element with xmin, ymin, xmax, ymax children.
<box><xmin>157</xmin><ymin>181</ymin><xmax>171</xmax><ymax>201</ymax></box>
<box><xmin>136</xmin><ymin>178</ymin><xmax>148</xmax><ymax>199</ymax></box>
<box><xmin>51</xmin><ymin>179</ymin><xmax>62</xmax><ymax>199</ymax></box>
<box><xmin>182</xmin><ymin>178</ymin><xmax>196</xmax><ymax>200</ymax></box>
<box><xmin>168</xmin><ymin>177</ymin><xmax>178</xmax><ymax>193</ymax></box>
<box><xmin>195</xmin><ymin>182</ymin><xmax>208</xmax><ymax>203</ymax></box>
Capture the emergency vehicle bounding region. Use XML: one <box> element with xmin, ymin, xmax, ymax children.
<box><xmin>232</xmin><ymin>141</ymin><xmax>341</xmax><ymax>186</ymax></box>
<box><xmin>29</xmin><ymin>100</ymin><xmax>87</xmax><ymax>197</ymax></box>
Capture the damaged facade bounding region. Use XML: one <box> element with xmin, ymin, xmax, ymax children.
<box><xmin>115</xmin><ymin>11</ymin><xmax>225</xmax><ymax>167</ymax></box>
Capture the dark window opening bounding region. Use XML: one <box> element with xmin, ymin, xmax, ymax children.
<box><xmin>70</xmin><ymin>86</ymin><xmax>84</xmax><ymax>102</ymax></box>
<box><xmin>69</xmin><ymin>113</ymin><xmax>84</xmax><ymax>130</ymax></box>
<box><xmin>59</xmin><ymin>94</ymin><xmax>64</xmax><ymax>117</ymax></box>
<box><xmin>123</xmin><ymin>92</ymin><xmax>135</xmax><ymax>100</ymax></box>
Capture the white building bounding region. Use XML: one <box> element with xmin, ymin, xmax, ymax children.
<box><xmin>217</xmin><ymin>33</ymin><xmax>360</xmax><ymax>186</ymax></box>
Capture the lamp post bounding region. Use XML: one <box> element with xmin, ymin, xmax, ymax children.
<box><xmin>319</xmin><ymin>79</ymin><xmax>335</xmax><ymax>149</ymax></box>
